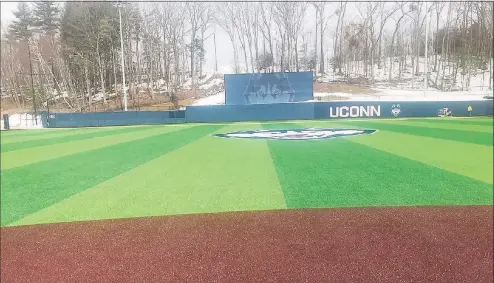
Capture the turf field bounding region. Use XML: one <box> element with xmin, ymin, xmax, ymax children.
<box><xmin>1</xmin><ymin>117</ymin><xmax>492</xmax><ymax>227</ymax></box>
<box><xmin>1</xmin><ymin>117</ymin><xmax>493</xmax><ymax>283</ymax></box>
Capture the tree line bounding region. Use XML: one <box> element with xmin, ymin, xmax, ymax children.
<box><xmin>1</xmin><ymin>1</ymin><xmax>492</xmax><ymax>113</ymax></box>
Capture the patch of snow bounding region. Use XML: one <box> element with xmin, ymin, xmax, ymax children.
<box><xmin>199</xmin><ymin>78</ymin><xmax>224</xmax><ymax>90</ymax></box>
<box><xmin>182</xmin><ymin>77</ymin><xmax>193</xmax><ymax>88</ymax></box>
<box><xmin>313</xmin><ymin>89</ymin><xmax>489</xmax><ymax>102</ymax></box>
<box><xmin>199</xmin><ymin>73</ymin><xmax>214</xmax><ymax>84</ymax></box>
<box><xmin>93</xmin><ymin>92</ymin><xmax>104</xmax><ymax>102</ymax></box>
<box><xmin>192</xmin><ymin>92</ymin><xmax>225</xmax><ymax>106</ymax></box>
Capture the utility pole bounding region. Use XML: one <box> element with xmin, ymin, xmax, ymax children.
<box><xmin>118</xmin><ymin>2</ymin><xmax>128</xmax><ymax>111</ymax></box>
<box><xmin>27</xmin><ymin>40</ymin><xmax>37</xmax><ymax>124</ymax></box>
<box><xmin>424</xmin><ymin>1</ymin><xmax>429</xmax><ymax>95</ymax></box>
<box><xmin>214</xmin><ymin>30</ymin><xmax>218</xmax><ymax>73</ymax></box>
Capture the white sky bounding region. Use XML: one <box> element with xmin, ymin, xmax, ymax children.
<box><xmin>1</xmin><ymin>1</ymin><xmax>18</xmax><ymax>23</ymax></box>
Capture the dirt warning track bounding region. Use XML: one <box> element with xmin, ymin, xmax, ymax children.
<box><xmin>1</xmin><ymin>206</ymin><xmax>492</xmax><ymax>283</ymax></box>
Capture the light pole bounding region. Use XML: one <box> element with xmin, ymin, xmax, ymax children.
<box><xmin>424</xmin><ymin>1</ymin><xmax>429</xmax><ymax>96</ymax></box>
<box><xmin>117</xmin><ymin>1</ymin><xmax>128</xmax><ymax>111</ymax></box>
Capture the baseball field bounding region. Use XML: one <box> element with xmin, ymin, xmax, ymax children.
<box><xmin>1</xmin><ymin>117</ymin><xmax>493</xmax><ymax>282</ymax></box>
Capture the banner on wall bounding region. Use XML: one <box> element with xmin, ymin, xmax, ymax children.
<box><xmin>224</xmin><ymin>72</ymin><xmax>313</xmax><ymax>105</ymax></box>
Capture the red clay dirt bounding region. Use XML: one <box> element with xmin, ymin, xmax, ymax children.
<box><xmin>1</xmin><ymin>206</ymin><xmax>492</xmax><ymax>283</ymax></box>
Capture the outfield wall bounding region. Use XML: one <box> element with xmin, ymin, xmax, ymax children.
<box><xmin>45</xmin><ymin>110</ymin><xmax>185</xmax><ymax>128</ymax></box>
<box><xmin>188</xmin><ymin>100</ymin><xmax>492</xmax><ymax>123</ymax></box>
<box><xmin>24</xmin><ymin>100</ymin><xmax>493</xmax><ymax>128</ymax></box>
<box><xmin>313</xmin><ymin>100</ymin><xmax>493</xmax><ymax>119</ymax></box>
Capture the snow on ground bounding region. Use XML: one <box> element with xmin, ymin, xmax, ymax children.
<box><xmin>199</xmin><ymin>73</ymin><xmax>214</xmax><ymax>84</ymax></box>
<box><xmin>314</xmin><ymin>89</ymin><xmax>490</xmax><ymax>102</ymax></box>
<box><xmin>319</xmin><ymin>57</ymin><xmax>493</xmax><ymax>92</ymax></box>
<box><xmin>369</xmin><ymin>89</ymin><xmax>489</xmax><ymax>101</ymax></box>
<box><xmin>191</xmin><ymin>92</ymin><xmax>225</xmax><ymax>106</ymax></box>
<box><xmin>199</xmin><ymin>78</ymin><xmax>223</xmax><ymax>90</ymax></box>
<box><xmin>192</xmin><ymin>89</ymin><xmax>490</xmax><ymax>106</ymax></box>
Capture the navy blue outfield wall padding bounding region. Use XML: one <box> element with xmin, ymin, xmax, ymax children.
<box><xmin>313</xmin><ymin>100</ymin><xmax>493</xmax><ymax>119</ymax></box>
<box><xmin>46</xmin><ymin>110</ymin><xmax>185</xmax><ymax>128</ymax></box>
<box><xmin>186</xmin><ymin>103</ymin><xmax>314</xmax><ymax>123</ymax></box>
<box><xmin>224</xmin><ymin>72</ymin><xmax>313</xmax><ymax>105</ymax></box>
<box><xmin>44</xmin><ymin>100</ymin><xmax>492</xmax><ymax>128</ymax></box>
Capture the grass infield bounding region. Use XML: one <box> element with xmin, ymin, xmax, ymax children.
<box><xmin>1</xmin><ymin>117</ymin><xmax>492</xmax><ymax>227</ymax></box>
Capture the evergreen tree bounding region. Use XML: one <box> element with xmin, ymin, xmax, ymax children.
<box><xmin>8</xmin><ymin>2</ymin><xmax>37</xmax><ymax>116</ymax></box>
<box><xmin>8</xmin><ymin>2</ymin><xmax>34</xmax><ymax>40</ymax></box>
<box><xmin>32</xmin><ymin>1</ymin><xmax>60</xmax><ymax>33</ymax></box>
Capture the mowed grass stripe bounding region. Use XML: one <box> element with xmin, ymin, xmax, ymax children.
<box><xmin>263</xmin><ymin>123</ymin><xmax>492</xmax><ymax>209</ymax></box>
<box><xmin>1</xmin><ymin>125</ymin><xmax>187</xmax><ymax>170</ymax></box>
<box><xmin>299</xmin><ymin>120</ymin><xmax>493</xmax><ymax>184</ymax></box>
<box><xmin>368</xmin><ymin>119</ymin><xmax>493</xmax><ymax>133</ymax></box>
<box><xmin>12</xmin><ymin>124</ymin><xmax>287</xmax><ymax>226</ymax></box>
<box><xmin>1</xmin><ymin>126</ymin><xmax>152</xmax><ymax>152</ymax></box>
<box><xmin>0</xmin><ymin>129</ymin><xmax>71</xmax><ymax>137</ymax></box>
<box><xmin>1</xmin><ymin>125</ymin><xmax>220</xmax><ymax>226</ymax></box>
<box><xmin>416</xmin><ymin>117</ymin><xmax>493</xmax><ymax>126</ymax></box>
<box><xmin>1</xmin><ymin>127</ymin><xmax>116</xmax><ymax>144</ymax></box>
<box><xmin>350</xmin><ymin>130</ymin><xmax>493</xmax><ymax>184</ymax></box>
<box><xmin>338</xmin><ymin>120</ymin><xmax>492</xmax><ymax>146</ymax></box>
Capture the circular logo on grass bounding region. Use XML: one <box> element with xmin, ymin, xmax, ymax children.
<box><xmin>214</xmin><ymin>128</ymin><xmax>377</xmax><ymax>140</ymax></box>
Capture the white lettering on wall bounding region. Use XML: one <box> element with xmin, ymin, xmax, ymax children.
<box><xmin>329</xmin><ymin>105</ymin><xmax>381</xmax><ymax>118</ymax></box>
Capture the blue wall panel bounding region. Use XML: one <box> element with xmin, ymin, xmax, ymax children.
<box><xmin>313</xmin><ymin>100</ymin><xmax>493</xmax><ymax>119</ymax></box>
<box><xmin>187</xmin><ymin>103</ymin><xmax>314</xmax><ymax>123</ymax></box>
<box><xmin>47</xmin><ymin>111</ymin><xmax>185</xmax><ymax>128</ymax></box>
<box><xmin>224</xmin><ymin>72</ymin><xmax>313</xmax><ymax>105</ymax></box>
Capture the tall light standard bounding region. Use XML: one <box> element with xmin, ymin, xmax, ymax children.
<box><xmin>116</xmin><ymin>1</ymin><xmax>128</xmax><ymax>111</ymax></box>
<box><xmin>424</xmin><ymin>1</ymin><xmax>429</xmax><ymax>96</ymax></box>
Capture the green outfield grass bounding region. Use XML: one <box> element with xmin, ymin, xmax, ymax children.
<box><xmin>1</xmin><ymin>117</ymin><xmax>492</xmax><ymax>227</ymax></box>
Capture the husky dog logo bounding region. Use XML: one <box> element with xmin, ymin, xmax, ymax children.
<box><xmin>391</xmin><ymin>104</ymin><xmax>401</xmax><ymax>117</ymax></box>
<box><xmin>214</xmin><ymin>128</ymin><xmax>377</xmax><ymax>140</ymax></box>
<box><xmin>242</xmin><ymin>73</ymin><xmax>296</xmax><ymax>104</ymax></box>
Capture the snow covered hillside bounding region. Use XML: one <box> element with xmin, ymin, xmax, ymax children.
<box><xmin>191</xmin><ymin>56</ymin><xmax>492</xmax><ymax>106</ymax></box>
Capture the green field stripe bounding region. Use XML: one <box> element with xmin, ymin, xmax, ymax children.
<box><xmin>411</xmin><ymin>117</ymin><xmax>493</xmax><ymax>126</ymax></box>
<box><xmin>368</xmin><ymin>119</ymin><xmax>493</xmax><ymax>133</ymax></box>
<box><xmin>11</xmin><ymin>123</ymin><xmax>286</xmax><ymax>226</ymax></box>
<box><xmin>1</xmin><ymin>125</ymin><xmax>187</xmax><ymax>170</ymax></box>
<box><xmin>1</xmin><ymin>129</ymin><xmax>76</xmax><ymax>138</ymax></box>
<box><xmin>263</xmin><ymin>123</ymin><xmax>492</xmax><ymax>209</ymax></box>
<box><xmin>344</xmin><ymin>129</ymin><xmax>492</xmax><ymax>184</ymax></box>
<box><xmin>1</xmin><ymin>127</ymin><xmax>115</xmax><ymax>144</ymax></box>
<box><xmin>1</xmin><ymin>125</ymin><xmax>220</xmax><ymax>226</ymax></box>
<box><xmin>299</xmin><ymin>119</ymin><xmax>492</xmax><ymax>183</ymax></box>
<box><xmin>1</xmin><ymin>126</ymin><xmax>153</xmax><ymax>152</ymax></box>
<box><xmin>337</xmin><ymin>120</ymin><xmax>492</xmax><ymax>146</ymax></box>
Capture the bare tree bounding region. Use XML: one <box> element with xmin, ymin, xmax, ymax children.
<box><xmin>185</xmin><ymin>2</ymin><xmax>210</xmax><ymax>88</ymax></box>
<box><xmin>215</xmin><ymin>2</ymin><xmax>240</xmax><ymax>73</ymax></box>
